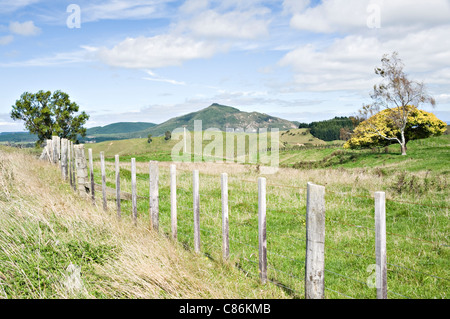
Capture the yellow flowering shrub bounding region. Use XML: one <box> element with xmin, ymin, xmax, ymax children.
<box><xmin>344</xmin><ymin>106</ymin><xmax>447</xmax><ymax>149</ymax></box>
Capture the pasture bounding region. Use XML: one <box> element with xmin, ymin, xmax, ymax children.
<box><xmin>84</xmin><ymin>133</ymin><xmax>449</xmax><ymax>298</ymax></box>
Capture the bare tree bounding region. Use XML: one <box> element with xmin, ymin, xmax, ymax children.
<box><xmin>361</xmin><ymin>52</ymin><xmax>436</xmax><ymax>155</ymax></box>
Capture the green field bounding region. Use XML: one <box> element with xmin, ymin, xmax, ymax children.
<box><xmin>83</xmin><ymin>133</ymin><xmax>449</xmax><ymax>299</ymax></box>
<box><xmin>1</xmin><ymin>131</ymin><xmax>448</xmax><ymax>299</ymax></box>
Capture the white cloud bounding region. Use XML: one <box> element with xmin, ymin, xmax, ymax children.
<box><xmin>282</xmin><ymin>0</ymin><xmax>310</xmax><ymax>15</ymax></box>
<box><xmin>83</xmin><ymin>0</ymin><xmax>273</xmax><ymax>71</ymax></box>
<box><xmin>82</xmin><ymin>0</ymin><xmax>158</xmax><ymax>22</ymax></box>
<box><xmin>143</xmin><ymin>77</ymin><xmax>186</xmax><ymax>85</ymax></box>
<box><xmin>0</xmin><ymin>35</ymin><xmax>13</xmax><ymax>45</ymax></box>
<box><xmin>279</xmin><ymin>0</ymin><xmax>450</xmax><ymax>94</ymax></box>
<box><xmin>279</xmin><ymin>23</ymin><xmax>450</xmax><ymax>92</ymax></box>
<box><xmin>180</xmin><ymin>8</ymin><xmax>271</xmax><ymax>40</ymax></box>
<box><xmin>0</xmin><ymin>0</ymin><xmax>40</xmax><ymax>13</ymax></box>
<box><xmin>179</xmin><ymin>0</ymin><xmax>210</xmax><ymax>14</ymax></box>
<box><xmin>0</xmin><ymin>121</ymin><xmax>23</xmax><ymax>133</ymax></box>
<box><xmin>95</xmin><ymin>34</ymin><xmax>224</xmax><ymax>69</ymax></box>
<box><xmin>289</xmin><ymin>0</ymin><xmax>450</xmax><ymax>34</ymax></box>
<box><xmin>290</xmin><ymin>0</ymin><xmax>370</xmax><ymax>33</ymax></box>
<box><xmin>436</xmin><ymin>94</ymin><xmax>450</xmax><ymax>104</ymax></box>
<box><xmin>9</xmin><ymin>21</ymin><xmax>41</xmax><ymax>36</ymax></box>
<box><xmin>143</xmin><ymin>70</ymin><xmax>186</xmax><ymax>85</ymax></box>
<box><xmin>278</xmin><ymin>36</ymin><xmax>381</xmax><ymax>92</ymax></box>
<box><xmin>0</xmin><ymin>49</ymin><xmax>90</xmax><ymax>67</ymax></box>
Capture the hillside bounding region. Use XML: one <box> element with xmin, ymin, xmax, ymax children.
<box><xmin>85</xmin><ymin>122</ymin><xmax>156</xmax><ymax>136</ymax></box>
<box><xmin>0</xmin><ymin>131</ymin><xmax>37</xmax><ymax>144</ymax></box>
<box><xmin>280</xmin><ymin>128</ymin><xmax>327</xmax><ymax>147</ymax></box>
<box><xmin>80</xmin><ymin>122</ymin><xmax>157</xmax><ymax>143</ymax></box>
<box><xmin>0</xmin><ymin>146</ymin><xmax>288</xmax><ymax>299</ymax></box>
<box><xmin>134</xmin><ymin>103</ymin><xmax>298</xmax><ymax>137</ymax></box>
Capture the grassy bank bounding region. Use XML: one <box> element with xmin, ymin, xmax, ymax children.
<box><xmin>0</xmin><ymin>146</ymin><xmax>289</xmax><ymax>299</ymax></box>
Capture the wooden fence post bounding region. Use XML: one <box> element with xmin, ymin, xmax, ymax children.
<box><xmin>115</xmin><ymin>154</ymin><xmax>121</xmax><ymax>219</ymax></box>
<box><xmin>73</xmin><ymin>144</ymin><xmax>89</xmax><ymax>197</ymax></box>
<box><xmin>375</xmin><ymin>191</ymin><xmax>387</xmax><ymax>299</ymax></box>
<box><xmin>222</xmin><ymin>173</ymin><xmax>229</xmax><ymax>261</ymax></box>
<box><xmin>149</xmin><ymin>161</ymin><xmax>159</xmax><ymax>231</ymax></box>
<box><xmin>46</xmin><ymin>139</ymin><xmax>53</xmax><ymax>163</ymax></box>
<box><xmin>131</xmin><ymin>158</ymin><xmax>137</xmax><ymax>225</ymax></box>
<box><xmin>258</xmin><ymin>177</ymin><xmax>267</xmax><ymax>284</ymax></box>
<box><xmin>71</xmin><ymin>142</ymin><xmax>76</xmax><ymax>192</ymax></box>
<box><xmin>305</xmin><ymin>182</ymin><xmax>326</xmax><ymax>299</ymax></box>
<box><xmin>88</xmin><ymin>148</ymin><xmax>95</xmax><ymax>205</ymax></box>
<box><xmin>170</xmin><ymin>164</ymin><xmax>177</xmax><ymax>240</ymax></box>
<box><xmin>68</xmin><ymin>141</ymin><xmax>73</xmax><ymax>187</ymax></box>
<box><xmin>61</xmin><ymin>138</ymin><xmax>68</xmax><ymax>181</ymax></box>
<box><xmin>56</xmin><ymin>136</ymin><xmax>60</xmax><ymax>164</ymax></box>
<box><xmin>193</xmin><ymin>170</ymin><xmax>200</xmax><ymax>253</ymax></box>
<box><xmin>52</xmin><ymin>136</ymin><xmax>58</xmax><ymax>165</ymax></box>
<box><xmin>100</xmin><ymin>151</ymin><xmax>107</xmax><ymax>211</ymax></box>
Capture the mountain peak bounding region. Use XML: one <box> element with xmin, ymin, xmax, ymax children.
<box><xmin>207</xmin><ymin>103</ymin><xmax>241</xmax><ymax>113</ymax></box>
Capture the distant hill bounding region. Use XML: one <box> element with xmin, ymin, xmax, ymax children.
<box><xmin>0</xmin><ymin>132</ymin><xmax>37</xmax><ymax>143</ymax></box>
<box><xmin>81</xmin><ymin>122</ymin><xmax>157</xmax><ymax>142</ymax></box>
<box><xmin>134</xmin><ymin>103</ymin><xmax>298</xmax><ymax>137</ymax></box>
<box><xmin>85</xmin><ymin>122</ymin><xmax>156</xmax><ymax>136</ymax></box>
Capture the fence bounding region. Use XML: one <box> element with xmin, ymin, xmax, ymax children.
<box><xmin>42</xmin><ymin>139</ymin><xmax>449</xmax><ymax>299</ymax></box>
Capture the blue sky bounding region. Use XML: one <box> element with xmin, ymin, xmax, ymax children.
<box><xmin>1</xmin><ymin>0</ymin><xmax>449</xmax><ymax>132</ymax></box>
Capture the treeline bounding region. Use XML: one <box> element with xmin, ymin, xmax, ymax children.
<box><xmin>298</xmin><ymin>116</ymin><xmax>361</xmax><ymax>141</ymax></box>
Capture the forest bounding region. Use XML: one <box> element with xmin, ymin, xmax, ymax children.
<box><xmin>297</xmin><ymin>116</ymin><xmax>358</xmax><ymax>141</ymax></box>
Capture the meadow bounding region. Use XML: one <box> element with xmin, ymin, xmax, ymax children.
<box><xmin>0</xmin><ymin>131</ymin><xmax>448</xmax><ymax>299</ymax></box>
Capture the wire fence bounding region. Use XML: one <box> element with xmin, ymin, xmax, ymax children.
<box><xmin>54</xmin><ymin>141</ymin><xmax>449</xmax><ymax>299</ymax></box>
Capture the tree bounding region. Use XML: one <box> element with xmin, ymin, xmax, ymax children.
<box><xmin>344</xmin><ymin>106</ymin><xmax>446</xmax><ymax>150</ymax></box>
<box><xmin>359</xmin><ymin>52</ymin><xmax>436</xmax><ymax>155</ymax></box>
<box><xmin>10</xmin><ymin>90</ymin><xmax>89</xmax><ymax>146</ymax></box>
<box><xmin>339</xmin><ymin>127</ymin><xmax>352</xmax><ymax>141</ymax></box>
<box><xmin>147</xmin><ymin>133</ymin><xmax>152</xmax><ymax>143</ymax></box>
<box><xmin>164</xmin><ymin>130</ymin><xmax>171</xmax><ymax>141</ymax></box>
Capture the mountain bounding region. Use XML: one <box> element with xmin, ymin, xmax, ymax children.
<box><xmin>134</xmin><ymin>103</ymin><xmax>298</xmax><ymax>137</ymax></box>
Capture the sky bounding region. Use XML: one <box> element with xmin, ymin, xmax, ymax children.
<box><xmin>0</xmin><ymin>0</ymin><xmax>449</xmax><ymax>133</ymax></box>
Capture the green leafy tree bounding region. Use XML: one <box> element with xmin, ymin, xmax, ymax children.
<box><xmin>164</xmin><ymin>130</ymin><xmax>171</xmax><ymax>141</ymax></box>
<box><xmin>10</xmin><ymin>90</ymin><xmax>89</xmax><ymax>146</ymax></box>
<box><xmin>147</xmin><ymin>133</ymin><xmax>153</xmax><ymax>143</ymax></box>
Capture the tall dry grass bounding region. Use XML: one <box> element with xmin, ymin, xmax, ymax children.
<box><xmin>0</xmin><ymin>148</ymin><xmax>288</xmax><ymax>299</ymax></box>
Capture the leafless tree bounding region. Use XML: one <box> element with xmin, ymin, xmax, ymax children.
<box><xmin>360</xmin><ymin>52</ymin><xmax>436</xmax><ymax>155</ymax></box>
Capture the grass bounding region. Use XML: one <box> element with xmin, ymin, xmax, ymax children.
<box><xmin>0</xmin><ymin>146</ymin><xmax>290</xmax><ymax>299</ymax></box>
<box><xmin>280</xmin><ymin>128</ymin><xmax>327</xmax><ymax>147</ymax></box>
<box><xmin>85</xmin><ymin>134</ymin><xmax>449</xmax><ymax>299</ymax></box>
<box><xmin>1</xmin><ymin>133</ymin><xmax>449</xmax><ymax>299</ymax></box>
